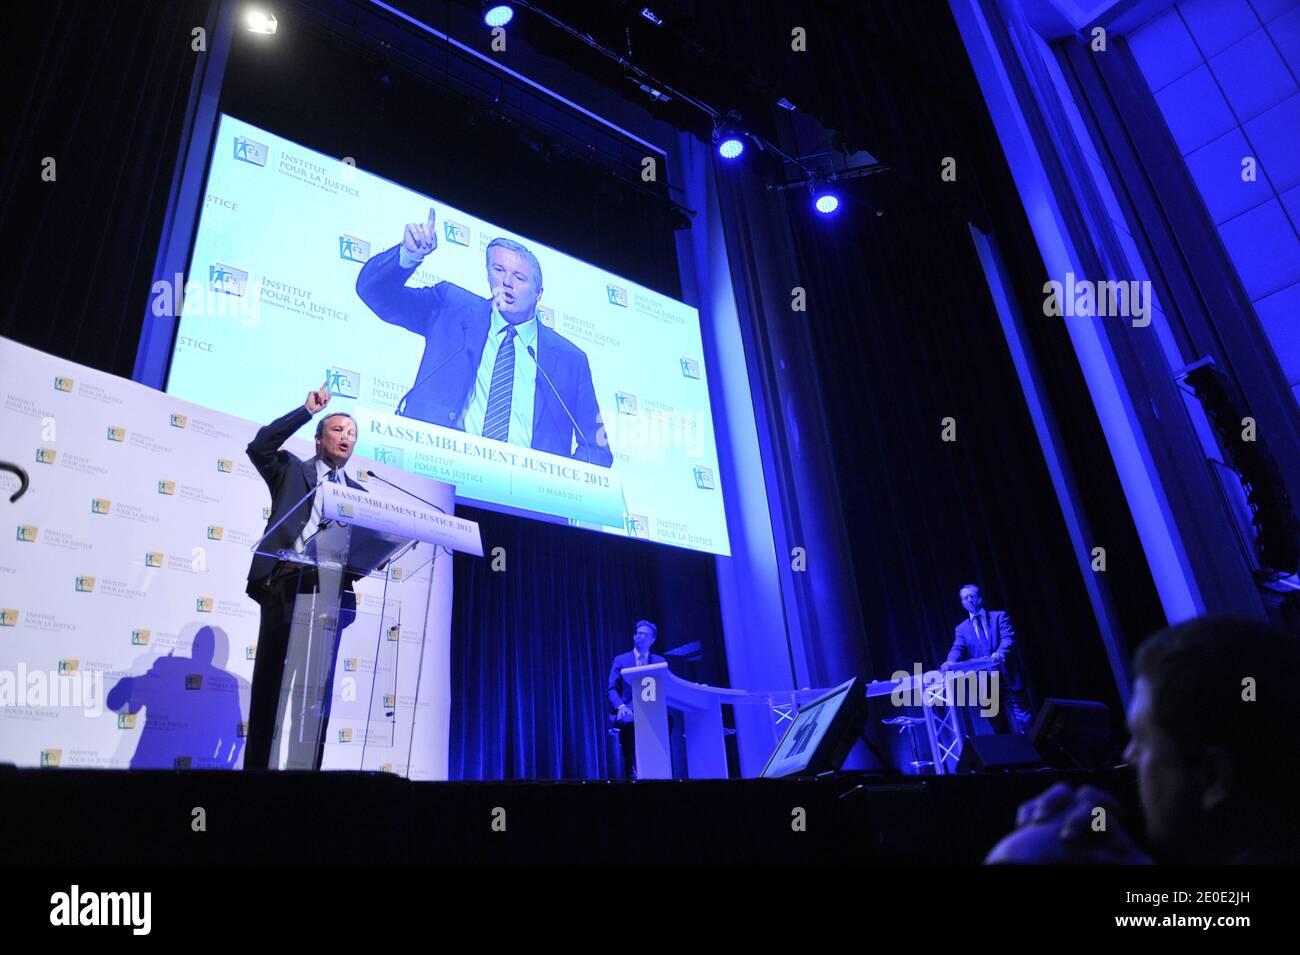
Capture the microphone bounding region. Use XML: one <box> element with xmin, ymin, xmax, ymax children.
<box><xmin>363</xmin><ymin>470</ymin><xmax>446</xmax><ymax>515</ymax></box>
<box><xmin>397</xmin><ymin>319</ymin><xmax>470</xmax><ymax>417</ymax></box>
<box><xmin>525</xmin><ymin>343</ymin><xmax>594</xmax><ymax>463</ymax></box>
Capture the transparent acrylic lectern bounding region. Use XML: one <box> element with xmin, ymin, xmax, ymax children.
<box><xmin>252</xmin><ymin>486</ymin><xmax>435</xmax><ymax>771</ymax></box>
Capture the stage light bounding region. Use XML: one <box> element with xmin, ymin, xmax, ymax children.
<box><xmin>246</xmin><ymin>9</ymin><xmax>278</xmax><ymax>35</ymax></box>
<box><xmin>483</xmin><ymin>3</ymin><xmax>514</xmax><ymax>27</ymax></box>
<box><xmin>776</xmin><ymin>97</ymin><xmax>797</xmax><ymax>111</ymax></box>
<box><xmin>713</xmin><ymin>111</ymin><xmax>746</xmax><ymax>160</ymax></box>
<box><xmin>640</xmin><ymin>7</ymin><xmax>664</xmax><ymax>26</ymax></box>
<box><xmin>810</xmin><ymin>180</ymin><xmax>841</xmax><ymax>215</ymax></box>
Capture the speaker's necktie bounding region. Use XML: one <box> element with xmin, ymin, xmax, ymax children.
<box><xmin>482</xmin><ymin>326</ymin><xmax>517</xmax><ymax>442</ymax></box>
<box><xmin>328</xmin><ymin>468</ymin><xmax>339</xmax><ymax>484</ymax></box>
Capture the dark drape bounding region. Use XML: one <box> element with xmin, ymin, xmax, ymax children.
<box><xmin>694</xmin><ymin>0</ymin><xmax>1166</xmax><ymax>717</ymax></box>
<box><xmin>0</xmin><ymin>0</ymin><xmax>212</xmax><ymax>376</ymax></box>
<box><xmin>448</xmin><ymin>505</ymin><xmax>724</xmax><ymax>779</ymax></box>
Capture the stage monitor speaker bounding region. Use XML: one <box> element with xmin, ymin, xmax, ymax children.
<box><xmin>956</xmin><ymin>733</ymin><xmax>1044</xmax><ymax>773</ymax></box>
<box><xmin>1029</xmin><ymin>697</ymin><xmax>1121</xmax><ymax>769</ymax></box>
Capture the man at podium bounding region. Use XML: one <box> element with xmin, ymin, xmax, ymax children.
<box><xmin>607</xmin><ymin>620</ymin><xmax>666</xmax><ymax>779</ymax></box>
<box><xmin>244</xmin><ymin>382</ymin><xmax>368</xmax><ymax>770</ymax></box>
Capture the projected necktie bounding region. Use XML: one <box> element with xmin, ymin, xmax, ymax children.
<box><xmin>482</xmin><ymin>326</ymin><xmax>517</xmax><ymax>443</ymax></box>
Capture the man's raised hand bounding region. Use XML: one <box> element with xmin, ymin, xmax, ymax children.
<box><xmin>402</xmin><ymin>206</ymin><xmax>438</xmax><ymax>260</ymax></box>
<box><xmin>305</xmin><ymin>380</ymin><xmax>332</xmax><ymax>414</ymax></box>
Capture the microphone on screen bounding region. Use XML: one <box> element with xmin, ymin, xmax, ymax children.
<box><xmin>524</xmin><ymin>343</ymin><xmax>592</xmax><ymax>464</ymax></box>
<box><xmin>397</xmin><ymin>318</ymin><xmax>469</xmax><ymax>417</ymax></box>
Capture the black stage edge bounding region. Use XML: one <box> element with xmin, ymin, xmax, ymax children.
<box><xmin>1</xmin><ymin>765</ymin><xmax>1142</xmax><ymax>865</ymax></box>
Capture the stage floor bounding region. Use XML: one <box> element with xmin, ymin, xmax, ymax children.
<box><xmin>0</xmin><ymin>766</ymin><xmax>1139</xmax><ymax>864</ymax></box>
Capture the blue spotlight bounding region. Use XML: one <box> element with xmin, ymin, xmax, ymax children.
<box><xmin>814</xmin><ymin>191</ymin><xmax>840</xmax><ymax>215</ymax></box>
<box><xmin>718</xmin><ymin>136</ymin><xmax>745</xmax><ymax>159</ymax></box>
<box><xmin>484</xmin><ymin>4</ymin><xmax>514</xmax><ymax>27</ymax></box>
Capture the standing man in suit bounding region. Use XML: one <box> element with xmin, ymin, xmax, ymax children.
<box><xmin>244</xmin><ymin>382</ymin><xmax>368</xmax><ymax>771</ymax></box>
<box><xmin>355</xmin><ymin>208</ymin><xmax>613</xmax><ymax>467</ymax></box>
<box><xmin>942</xmin><ymin>584</ymin><xmax>1032</xmax><ymax>735</ymax></box>
<box><xmin>607</xmin><ymin>620</ymin><xmax>666</xmax><ymax>779</ymax></box>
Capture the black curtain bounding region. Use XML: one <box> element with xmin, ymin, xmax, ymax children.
<box><xmin>449</xmin><ymin>505</ymin><xmax>724</xmax><ymax>779</ymax></box>
<box><xmin>0</xmin><ymin>0</ymin><xmax>212</xmax><ymax>376</ymax></box>
<box><xmin>694</xmin><ymin>0</ymin><xmax>1167</xmax><ymax>717</ymax></box>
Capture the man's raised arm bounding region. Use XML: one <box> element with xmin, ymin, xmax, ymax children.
<box><xmin>355</xmin><ymin>207</ymin><xmax>445</xmax><ymax>335</ymax></box>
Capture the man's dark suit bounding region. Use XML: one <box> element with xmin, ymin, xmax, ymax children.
<box><xmin>606</xmin><ymin>649</ymin><xmax>666</xmax><ymax>780</ymax></box>
<box><xmin>944</xmin><ymin>609</ymin><xmax>1032</xmax><ymax>735</ymax></box>
<box><xmin>356</xmin><ymin>244</ymin><xmax>613</xmax><ymax>466</ymax></box>
<box><xmin>244</xmin><ymin>404</ymin><xmax>367</xmax><ymax>770</ymax></box>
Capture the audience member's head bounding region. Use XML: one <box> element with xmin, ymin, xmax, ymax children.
<box><xmin>987</xmin><ymin>615</ymin><xmax>1300</xmax><ymax>864</ymax></box>
<box><xmin>1125</xmin><ymin>615</ymin><xmax>1300</xmax><ymax>862</ymax></box>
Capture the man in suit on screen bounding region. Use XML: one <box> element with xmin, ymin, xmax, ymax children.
<box><xmin>244</xmin><ymin>382</ymin><xmax>368</xmax><ymax>771</ymax></box>
<box><xmin>355</xmin><ymin>208</ymin><xmax>613</xmax><ymax>467</ymax></box>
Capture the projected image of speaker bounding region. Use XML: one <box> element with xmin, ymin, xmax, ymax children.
<box><xmin>761</xmin><ymin>678</ymin><xmax>865</xmax><ymax>778</ymax></box>
<box><xmin>1029</xmin><ymin>697</ymin><xmax>1121</xmax><ymax>769</ymax></box>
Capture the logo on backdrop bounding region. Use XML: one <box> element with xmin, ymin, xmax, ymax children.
<box><xmin>207</xmin><ymin>526</ymin><xmax>224</xmax><ymax>541</ymax></box>
<box><xmin>339</xmin><ymin>234</ymin><xmax>371</xmax><ymax>263</ymax></box>
<box><xmin>145</xmin><ymin>552</ymin><xmax>163</xmax><ymax>568</ymax></box>
<box><xmin>444</xmin><ymin>220</ymin><xmax>471</xmax><ymax>246</ymax></box>
<box><xmin>607</xmin><ymin>285</ymin><xmax>629</xmax><ymax>307</ymax></box>
<box><xmin>338</xmin><ymin>503</ymin><xmax>355</xmax><ymax>518</ymax></box>
<box><xmin>693</xmin><ymin>465</ymin><xmax>716</xmax><ymax>490</ymax></box>
<box><xmin>41</xmin><ymin>750</ymin><xmax>61</xmax><ymax>767</ymax></box>
<box><xmin>209</xmin><ymin>263</ymin><xmax>249</xmax><ymax>297</ymax></box>
<box><xmin>36</xmin><ymin>448</ymin><xmax>57</xmax><ymax>464</ymax></box>
<box><xmin>0</xmin><ymin>609</ymin><xmax>18</xmax><ymax>627</ymax></box>
<box><xmin>131</xmin><ymin>629</ymin><xmax>150</xmax><ymax>646</ymax></box>
<box><xmin>217</xmin><ymin>458</ymin><xmax>234</xmax><ymax>473</ymax></box>
<box><xmin>170</xmin><ymin>413</ymin><xmax>188</xmax><ymax>428</ymax></box>
<box><xmin>54</xmin><ymin>376</ymin><xmax>74</xmax><ymax>392</ymax></box>
<box><xmin>625</xmin><ymin>514</ymin><xmax>650</xmax><ymax>539</ymax></box>
<box><xmin>91</xmin><ymin>498</ymin><xmax>112</xmax><ymax>515</ymax></box>
<box><xmin>536</xmin><ymin>305</ymin><xmax>555</xmax><ymax>328</ymax></box>
<box><xmin>373</xmin><ymin>446</ymin><xmax>404</xmax><ymax>468</ymax></box>
<box><xmin>680</xmin><ymin>357</ymin><xmax>701</xmax><ymax>379</ymax></box>
<box><xmin>326</xmin><ymin>367</ymin><xmax>360</xmax><ymax>399</ymax></box>
<box><xmin>118</xmin><ymin>713</ymin><xmax>138</xmax><ymax>730</ymax></box>
<box><xmin>615</xmin><ymin>392</ymin><xmax>639</xmax><ymax>416</ymax></box>
<box><xmin>196</xmin><ymin>597</ymin><xmax>214</xmax><ymax>613</ymax></box>
<box><xmin>75</xmin><ymin>576</ymin><xmax>95</xmax><ymax>593</ymax></box>
<box><xmin>233</xmin><ymin>136</ymin><xmax>269</xmax><ymax>167</ymax></box>
<box><xmin>17</xmin><ymin>525</ymin><xmax>38</xmax><ymax>543</ymax></box>
<box><xmin>157</xmin><ymin>480</ymin><xmax>176</xmax><ymax>495</ymax></box>
<box><xmin>58</xmin><ymin>659</ymin><xmax>79</xmax><ymax>675</ymax></box>
<box><xmin>106</xmin><ymin>426</ymin><xmax>125</xmax><ymax>442</ymax></box>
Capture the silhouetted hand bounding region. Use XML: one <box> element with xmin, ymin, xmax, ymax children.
<box><xmin>985</xmin><ymin>782</ymin><xmax>1153</xmax><ymax>864</ymax></box>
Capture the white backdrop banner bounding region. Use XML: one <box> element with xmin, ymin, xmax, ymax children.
<box><xmin>0</xmin><ymin>337</ymin><xmax>455</xmax><ymax>778</ymax></box>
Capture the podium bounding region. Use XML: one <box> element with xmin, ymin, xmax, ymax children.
<box><xmin>623</xmin><ymin>663</ymin><xmax>833</xmax><ymax>779</ymax></box>
<box><xmin>253</xmin><ymin>480</ymin><xmax>481</xmax><ymax>771</ymax></box>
